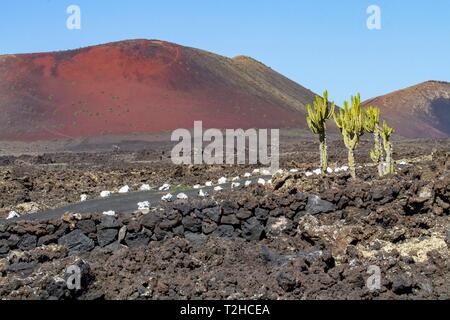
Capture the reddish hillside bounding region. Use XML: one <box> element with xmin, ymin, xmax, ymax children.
<box><xmin>363</xmin><ymin>81</ymin><xmax>450</xmax><ymax>138</ymax></box>
<box><xmin>0</xmin><ymin>40</ymin><xmax>317</xmax><ymax>141</ymax></box>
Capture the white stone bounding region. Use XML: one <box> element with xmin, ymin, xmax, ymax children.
<box><xmin>398</xmin><ymin>161</ymin><xmax>407</xmax><ymax>165</ymax></box>
<box><xmin>261</xmin><ymin>169</ymin><xmax>271</xmax><ymax>176</ymax></box>
<box><xmin>193</xmin><ymin>184</ymin><xmax>202</xmax><ymax>189</ymax></box>
<box><xmin>6</xmin><ymin>211</ymin><xmax>20</xmax><ymax>220</ymax></box>
<box><xmin>326</xmin><ymin>167</ymin><xmax>333</xmax><ymax>174</ymax></box>
<box><xmin>243</xmin><ymin>172</ymin><xmax>252</xmax><ymax>178</ymax></box>
<box><xmin>313</xmin><ymin>168</ymin><xmax>322</xmax><ymax>175</ymax></box>
<box><xmin>103</xmin><ymin>210</ymin><xmax>116</xmax><ymax>216</ymax></box>
<box><xmin>214</xmin><ymin>186</ymin><xmax>223</xmax><ymax>191</ymax></box>
<box><xmin>158</xmin><ymin>183</ymin><xmax>171</xmax><ymax>191</ymax></box>
<box><xmin>161</xmin><ymin>193</ymin><xmax>173</xmax><ymax>202</ymax></box>
<box><xmin>289</xmin><ymin>169</ymin><xmax>299</xmax><ymax>173</ymax></box>
<box><xmin>244</xmin><ymin>180</ymin><xmax>252</xmax><ymax>187</ymax></box>
<box><xmin>177</xmin><ymin>193</ymin><xmax>188</xmax><ymax>200</ymax></box>
<box><xmin>257</xmin><ymin>178</ymin><xmax>266</xmax><ymax>186</ymax></box>
<box><xmin>118</xmin><ymin>185</ymin><xmax>130</xmax><ymax>194</ymax></box>
<box><xmin>199</xmin><ymin>189</ymin><xmax>208</xmax><ymax>197</ymax></box>
<box><xmin>80</xmin><ymin>194</ymin><xmax>88</xmax><ymax>202</ymax></box>
<box><xmin>231</xmin><ymin>176</ymin><xmax>240</xmax><ymax>181</ymax></box>
<box><xmin>218</xmin><ymin>177</ymin><xmax>227</xmax><ymax>185</ymax></box>
<box><xmin>205</xmin><ymin>181</ymin><xmax>213</xmax><ymax>187</ymax></box>
<box><xmin>267</xmin><ymin>179</ymin><xmax>272</xmax><ymax>185</ymax></box>
<box><xmin>231</xmin><ymin>182</ymin><xmax>241</xmax><ymax>189</ymax></box>
<box><xmin>137</xmin><ymin>201</ymin><xmax>150</xmax><ymax>210</ymax></box>
<box><xmin>252</xmin><ymin>169</ymin><xmax>260</xmax><ymax>174</ymax></box>
<box><xmin>305</xmin><ymin>172</ymin><xmax>313</xmax><ymax>177</ymax></box>
<box><xmin>140</xmin><ymin>184</ymin><xmax>151</xmax><ymax>191</ymax></box>
<box><xmin>100</xmin><ymin>191</ymin><xmax>112</xmax><ymax>198</ymax></box>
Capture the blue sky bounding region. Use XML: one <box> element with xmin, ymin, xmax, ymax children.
<box><xmin>1</xmin><ymin>0</ymin><xmax>449</xmax><ymax>103</ymax></box>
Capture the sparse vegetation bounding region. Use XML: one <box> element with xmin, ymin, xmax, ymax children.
<box><xmin>306</xmin><ymin>91</ymin><xmax>335</xmax><ymax>174</ymax></box>
<box><xmin>364</xmin><ymin>106</ymin><xmax>384</xmax><ymax>176</ymax></box>
<box><xmin>334</xmin><ymin>94</ymin><xmax>365</xmax><ymax>179</ymax></box>
<box><xmin>380</xmin><ymin>120</ymin><xmax>395</xmax><ymax>175</ymax></box>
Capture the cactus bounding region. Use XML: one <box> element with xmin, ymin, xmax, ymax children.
<box><xmin>364</xmin><ymin>106</ymin><xmax>384</xmax><ymax>176</ymax></box>
<box><xmin>334</xmin><ymin>94</ymin><xmax>365</xmax><ymax>179</ymax></box>
<box><xmin>380</xmin><ymin>121</ymin><xmax>395</xmax><ymax>175</ymax></box>
<box><xmin>306</xmin><ymin>91</ymin><xmax>335</xmax><ymax>174</ymax></box>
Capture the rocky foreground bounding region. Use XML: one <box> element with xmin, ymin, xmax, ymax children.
<box><xmin>0</xmin><ymin>151</ymin><xmax>449</xmax><ymax>300</ymax></box>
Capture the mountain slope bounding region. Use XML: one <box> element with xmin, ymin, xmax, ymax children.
<box><xmin>0</xmin><ymin>39</ymin><xmax>317</xmax><ymax>141</ymax></box>
<box><xmin>363</xmin><ymin>81</ymin><xmax>450</xmax><ymax>138</ymax></box>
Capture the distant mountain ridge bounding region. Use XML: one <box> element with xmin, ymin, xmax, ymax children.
<box><xmin>363</xmin><ymin>81</ymin><xmax>450</xmax><ymax>138</ymax></box>
<box><xmin>0</xmin><ymin>39</ymin><xmax>317</xmax><ymax>141</ymax></box>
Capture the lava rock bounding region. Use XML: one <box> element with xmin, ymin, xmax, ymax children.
<box><xmin>38</xmin><ymin>234</ymin><xmax>59</xmax><ymax>247</ymax></box>
<box><xmin>213</xmin><ymin>225</ymin><xmax>234</xmax><ymax>238</ymax></box>
<box><xmin>204</xmin><ymin>207</ymin><xmax>221</xmax><ymax>223</ymax></box>
<box><xmin>0</xmin><ymin>240</ymin><xmax>9</xmax><ymax>255</ymax></box>
<box><xmin>202</xmin><ymin>220</ymin><xmax>218</xmax><ymax>235</ymax></box>
<box><xmin>76</xmin><ymin>220</ymin><xmax>97</xmax><ymax>234</ymax></box>
<box><xmin>97</xmin><ymin>216</ymin><xmax>120</xmax><ymax>230</ymax></box>
<box><xmin>305</xmin><ymin>195</ymin><xmax>336</xmax><ymax>215</ymax></box>
<box><xmin>182</xmin><ymin>216</ymin><xmax>202</xmax><ymax>233</ymax></box>
<box><xmin>220</xmin><ymin>214</ymin><xmax>240</xmax><ymax>226</ymax></box>
<box><xmin>18</xmin><ymin>234</ymin><xmax>37</xmax><ymax>251</ymax></box>
<box><xmin>392</xmin><ymin>276</ymin><xmax>413</xmax><ymax>295</ymax></box>
<box><xmin>276</xmin><ymin>272</ymin><xmax>297</xmax><ymax>292</ymax></box>
<box><xmin>185</xmin><ymin>232</ymin><xmax>207</xmax><ymax>247</ymax></box>
<box><xmin>58</xmin><ymin>230</ymin><xmax>95</xmax><ymax>255</ymax></box>
<box><xmin>236</xmin><ymin>208</ymin><xmax>252</xmax><ymax>220</ymax></box>
<box><xmin>140</xmin><ymin>213</ymin><xmax>162</xmax><ymax>230</ymax></box>
<box><xmin>125</xmin><ymin>232</ymin><xmax>150</xmax><ymax>248</ymax></box>
<box><xmin>97</xmin><ymin>229</ymin><xmax>118</xmax><ymax>247</ymax></box>
<box><xmin>242</xmin><ymin>217</ymin><xmax>264</xmax><ymax>241</ymax></box>
<box><xmin>266</xmin><ymin>217</ymin><xmax>293</xmax><ymax>237</ymax></box>
<box><xmin>255</xmin><ymin>208</ymin><xmax>269</xmax><ymax>221</ymax></box>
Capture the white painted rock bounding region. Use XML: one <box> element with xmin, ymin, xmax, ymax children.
<box><xmin>231</xmin><ymin>182</ymin><xmax>241</xmax><ymax>189</ymax></box>
<box><xmin>119</xmin><ymin>185</ymin><xmax>130</xmax><ymax>194</ymax></box>
<box><xmin>244</xmin><ymin>180</ymin><xmax>252</xmax><ymax>187</ymax></box>
<box><xmin>289</xmin><ymin>169</ymin><xmax>299</xmax><ymax>173</ymax></box>
<box><xmin>243</xmin><ymin>172</ymin><xmax>252</xmax><ymax>178</ymax></box>
<box><xmin>158</xmin><ymin>183</ymin><xmax>171</xmax><ymax>191</ymax></box>
<box><xmin>100</xmin><ymin>191</ymin><xmax>112</xmax><ymax>198</ymax></box>
<box><xmin>137</xmin><ymin>201</ymin><xmax>150</xmax><ymax>210</ymax></box>
<box><xmin>313</xmin><ymin>168</ymin><xmax>322</xmax><ymax>175</ymax></box>
<box><xmin>214</xmin><ymin>186</ymin><xmax>223</xmax><ymax>191</ymax></box>
<box><xmin>257</xmin><ymin>178</ymin><xmax>266</xmax><ymax>186</ymax></box>
<box><xmin>231</xmin><ymin>176</ymin><xmax>240</xmax><ymax>182</ymax></box>
<box><xmin>177</xmin><ymin>193</ymin><xmax>188</xmax><ymax>200</ymax></box>
<box><xmin>7</xmin><ymin>211</ymin><xmax>20</xmax><ymax>220</ymax></box>
<box><xmin>80</xmin><ymin>194</ymin><xmax>88</xmax><ymax>202</ymax></box>
<box><xmin>218</xmin><ymin>177</ymin><xmax>227</xmax><ymax>185</ymax></box>
<box><xmin>193</xmin><ymin>184</ymin><xmax>202</xmax><ymax>189</ymax></box>
<box><xmin>205</xmin><ymin>181</ymin><xmax>213</xmax><ymax>187</ymax></box>
<box><xmin>199</xmin><ymin>189</ymin><xmax>208</xmax><ymax>197</ymax></box>
<box><xmin>261</xmin><ymin>169</ymin><xmax>271</xmax><ymax>176</ymax></box>
<box><xmin>252</xmin><ymin>169</ymin><xmax>260</xmax><ymax>174</ymax></box>
<box><xmin>305</xmin><ymin>172</ymin><xmax>313</xmax><ymax>177</ymax></box>
<box><xmin>326</xmin><ymin>167</ymin><xmax>333</xmax><ymax>174</ymax></box>
<box><xmin>140</xmin><ymin>184</ymin><xmax>151</xmax><ymax>191</ymax></box>
<box><xmin>103</xmin><ymin>210</ymin><xmax>116</xmax><ymax>216</ymax></box>
<box><xmin>161</xmin><ymin>193</ymin><xmax>173</xmax><ymax>202</ymax></box>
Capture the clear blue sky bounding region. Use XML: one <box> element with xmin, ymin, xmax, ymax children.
<box><xmin>1</xmin><ymin>0</ymin><xmax>449</xmax><ymax>103</ymax></box>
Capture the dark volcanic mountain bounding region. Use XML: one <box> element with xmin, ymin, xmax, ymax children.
<box><xmin>363</xmin><ymin>81</ymin><xmax>450</xmax><ymax>138</ymax></box>
<box><xmin>0</xmin><ymin>39</ymin><xmax>317</xmax><ymax>141</ymax></box>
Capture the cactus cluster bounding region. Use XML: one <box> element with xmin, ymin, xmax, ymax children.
<box><xmin>305</xmin><ymin>91</ymin><xmax>395</xmax><ymax>179</ymax></box>
<box><xmin>333</xmin><ymin>94</ymin><xmax>365</xmax><ymax>179</ymax></box>
<box><xmin>306</xmin><ymin>91</ymin><xmax>335</xmax><ymax>174</ymax></box>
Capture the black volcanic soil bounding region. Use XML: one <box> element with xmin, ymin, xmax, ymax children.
<box><xmin>0</xmin><ymin>135</ymin><xmax>449</xmax><ymax>300</ymax></box>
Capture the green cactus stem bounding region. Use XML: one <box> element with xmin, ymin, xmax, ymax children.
<box><xmin>334</xmin><ymin>94</ymin><xmax>365</xmax><ymax>179</ymax></box>
<box><xmin>364</xmin><ymin>106</ymin><xmax>384</xmax><ymax>176</ymax></box>
<box><xmin>306</xmin><ymin>91</ymin><xmax>335</xmax><ymax>174</ymax></box>
<box><xmin>380</xmin><ymin>121</ymin><xmax>395</xmax><ymax>175</ymax></box>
